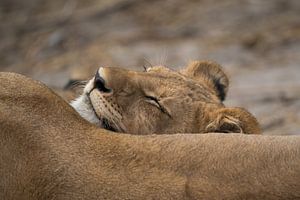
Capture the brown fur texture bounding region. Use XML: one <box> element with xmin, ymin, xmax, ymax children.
<box><xmin>0</xmin><ymin>72</ymin><xmax>299</xmax><ymax>200</ymax></box>
<box><xmin>72</xmin><ymin>61</ymin><xmax>261</xmax><ymax>135</ymax></box>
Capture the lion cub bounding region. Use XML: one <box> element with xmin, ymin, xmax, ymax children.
<box><xmin>71</xmin><ymin>61</ymin><xmax>261</xmax><ymax>135</ymax></box>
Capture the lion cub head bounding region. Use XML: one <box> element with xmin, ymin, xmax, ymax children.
<box><xmin>71</xmin><ymin>61</ymin><xmax>261</xmax><ymax>135</ymax></box>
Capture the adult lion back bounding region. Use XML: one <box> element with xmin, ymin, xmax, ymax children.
<box><xmin>0</xmin><ymin>72</ymin><xmax>93</xmax><ymax>199</ymax></box>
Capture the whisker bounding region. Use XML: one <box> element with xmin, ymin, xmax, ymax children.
<box><xmin>114</xmin><ymin>119</ymin><xmax>126</xmax><ymax>133</ymax></box>
<box><xmin>64</xmin><ymin>80</ymin><xmax>88</xmax><ymax>90</ymax></box>
<box><xmin>142</xmin><ymin>65</ymin><xmax>147</xmax><ymax>72</ymax></box>
<box><xmin>142</xmin><ymin>58</ymin><xmax>153</xmax><ymax>71</ymax></box>
<box><xmin>161</xmin><ymin>48</ymin><xmax>168</xmax><ymax>66</ymax></box>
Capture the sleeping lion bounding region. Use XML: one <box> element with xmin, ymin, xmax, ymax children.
<box><xmin>71</xmin><ymin>60</ymin><xmax>261</xmax><ymax>134</ymax></box>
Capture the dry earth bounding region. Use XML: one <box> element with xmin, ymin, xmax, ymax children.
<box><xmin>0</xmin><ymin>0</ymin><xmax>299</xmax><ymax>135</ymax></box>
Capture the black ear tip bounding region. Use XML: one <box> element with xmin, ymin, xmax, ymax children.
<box><xmin>213</xmin><ymin>78</ymin><xmax>227</xmax><ymax>101</ymax></box>
<box><xmin>219</xmin><ymin>93</ymin><xmax>226</xmax><ymax>101</ymax></box>
<box><xmin>184</xmin><ymin>60</ymin><xmax>229</xmax><ymax>101</ymax></box>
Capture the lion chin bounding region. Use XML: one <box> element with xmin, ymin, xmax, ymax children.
<box><xmin>71</xmin><ymin>95</ymin><xmax>102</xmax><ymax>127</ymax></box>
<box><xmin>71</xmin><ymin>95</ymin><xmax>119</xmax><ymax>132</ymax></box>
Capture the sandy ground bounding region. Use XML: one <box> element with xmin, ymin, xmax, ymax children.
<box><xmin>0</xmin><ymin>0</ymin><xmax>300</xmax><ymax>135</ymax></box>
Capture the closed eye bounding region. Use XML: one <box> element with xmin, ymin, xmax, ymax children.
<box><xmin>145</xmin><ymin>96</ymin><xmax>172</xmax><ymax>118</ymax></box>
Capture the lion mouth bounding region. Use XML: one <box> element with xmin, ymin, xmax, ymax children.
<box><xmin>86</xmin><ymin>93</ymin><xmax>119</xmax><ymax>132</ymax></box>
<box><xmin>101</xmin><ymin>118</ymin><xmax>118</xmax><ymax>132</ymax></box>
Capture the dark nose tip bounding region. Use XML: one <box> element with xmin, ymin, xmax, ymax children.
<box><xmin>94</xmin><ymin>70</ymin><xmax>111</xmax><ymax>93</ymax></box>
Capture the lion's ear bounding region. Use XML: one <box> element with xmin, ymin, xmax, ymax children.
<box><xmin>182</xmin><ymin>61</ymin><xmax>229</xmax><ymax>101</ymax></box>
<box><xmin>205</xmin><ymin>107</ymin><xmax>261</xmax><ymax>134</ymax></box>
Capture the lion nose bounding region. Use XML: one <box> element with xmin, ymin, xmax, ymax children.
<box><xmin>94</xmin><ymin>70</ymin><xmax>111</xmax><ymax>93</ymax></box>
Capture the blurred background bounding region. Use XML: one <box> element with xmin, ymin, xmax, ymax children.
<box><xmin>0</xmin><ymin>0</ymin><xmax>299</xmax><ymax>135</ymax></box>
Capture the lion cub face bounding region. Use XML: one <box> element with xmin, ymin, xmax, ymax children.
<box><xmin>71</xmin><ymin>61</ymin><xmax>261</xmax><ymax>135</ymax></box>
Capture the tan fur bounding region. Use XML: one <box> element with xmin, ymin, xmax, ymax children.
<box><xmin>72</xmin><ymin>61</ymin><xmax>261</xmax><ymax>135</ymax></box>
<box><xmin>0</xmin><ymin>73</ymin><xmax>300</xmax><ymax>200</ymax></box>
<box><xmin>0</xmin><ymin>72</ymin><xmax>299</xmax><ymax>200</ymax></box>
